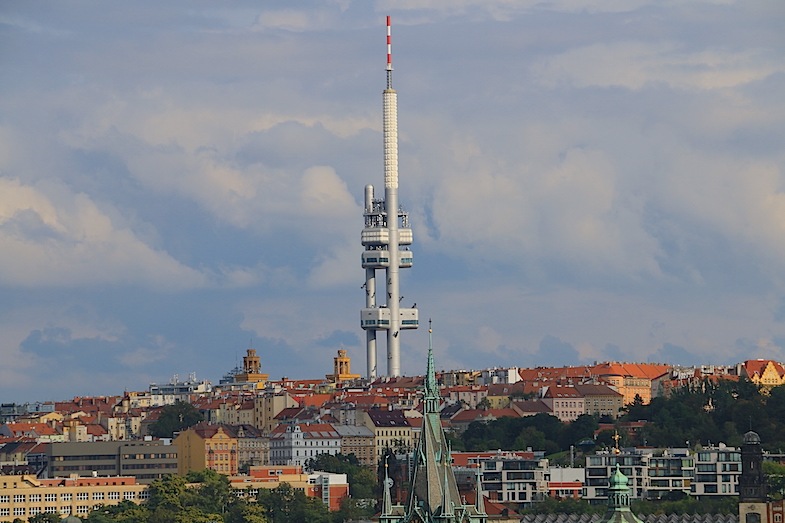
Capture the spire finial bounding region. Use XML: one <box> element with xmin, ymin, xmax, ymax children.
<box><xmin>425</xmin><ymin>319</ymin><xmax>439</xmax><ymax>413</ymax></box>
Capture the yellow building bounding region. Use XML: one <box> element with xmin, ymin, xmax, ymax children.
<box><xmin>592</xmin><ymin>362</ymin><xmax>670</xmax><ymax>405</ymax></box>
<box><xmin>742</xmin><ymin>359</ymin><xmax>785</xmax><ymax>388</ymax></box>
<box><xmin>0</xmin><ymin>474</ymin><xmax>147</xmax><ymax>522</ymax></box>
<box><xmin>253</xmin><ymin>392</ymin><xmax>299</xmax><ymax>435</ymax></box>
<box><xmin>174</xmin><ymin>423</ymin><xmax>239</xmax><ymax>476</ymax></box>
<box><xmin>326</xmin><ymin>349</ymin><xmax>361</xmax><ymax>383</ymax></box>
<box><xmin>359</xmin><ymin>408</ymin><xmax>413</xmax><ymax>461</ymax></box>
<box><xmin>234</xmin><ymin>349</ymin><xmax>270</xmax><ymax>387</ymax></box>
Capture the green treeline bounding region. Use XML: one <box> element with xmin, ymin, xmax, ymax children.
<box><xmin>452</xmin><ymin>379</ymin><xmax>785</xmax><ymax>453</ymax></box>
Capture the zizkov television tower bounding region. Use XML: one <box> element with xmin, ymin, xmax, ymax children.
<box><xmin>360</xmin><ymin>16</ymin><xmax>418</xmax><ymax>379</ymax></box>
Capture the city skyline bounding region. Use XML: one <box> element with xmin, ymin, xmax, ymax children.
<box><xmin>1</xmin><ymin>1</ymin><xmax>784</xmax><ymax>403</ymax></box>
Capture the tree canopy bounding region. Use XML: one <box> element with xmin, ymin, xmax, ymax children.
<box><xmin>148</xmin><ymin>400</ymin><xmax>204</xmax><ymax>438</ymax></box>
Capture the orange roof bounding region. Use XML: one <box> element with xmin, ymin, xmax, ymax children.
<box><xmin>543</xmin><ymin>386</ymin><xmax>582</xmax><ymax>398</ymax></box>
<box><xmin>300</xmin><ymin>393</ymin><xmax>332</xmax><ymax>408</ymax></box>
<box><xmin>299</xmin><ymin>423</ymin><xmax>339</xmax><ymax>438</ymax></box>
<box><xmin>5</xmin><ymin>422</ymin><xmax>59</xmax><ymax>436</ymax></box>
<box><xmin>591</xmin><ymin>362</ymin><xmax>670</xmax><ymax>380</ymax></box>
<box><xmin>85</xmin><ymin>425</ymin><xmax>108</xmax><ymax>436</ymax></box>
<box><xmin>743</xmin><ymin>359</ymin><xmax>785</xmax><ymax>378</ymax></box>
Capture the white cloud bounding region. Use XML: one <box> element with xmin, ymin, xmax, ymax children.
<box><xmin>0</xmin><ymin>178</ymin><xmax>205</xmax><ymax>288</ymax></box>
<box><xmin>534</xmin><ymin>43</ymin><xmax>781</xmax><ymax>91</ymax></box>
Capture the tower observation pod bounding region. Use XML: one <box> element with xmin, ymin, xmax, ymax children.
<box><xmin>360</xmin><ymin>16</ymin><xmax>418</xmax><ymax>379</ymax></box>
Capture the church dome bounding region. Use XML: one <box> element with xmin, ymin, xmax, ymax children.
<box><xmin>61</xmin><ymin>515</ymin><xmax>82</xmax><ymax>523</ymax></box>
<box><xmin>744</xmin><ymin>431</ymin><xmax>761</xmax><ymax>445</ymax></box>
<box><xmin>609</xmin><ymin>465</ymin><xmax>628</xmax><ymax>490</ymax></box>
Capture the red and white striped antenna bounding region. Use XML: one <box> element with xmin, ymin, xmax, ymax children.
<box><xmin>386</xmin><ymin>15</ymin><xmax>393</xmax><ymax>88</ymax></box>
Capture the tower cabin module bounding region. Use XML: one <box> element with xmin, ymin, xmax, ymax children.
<box><xmin>360</xmin><ymin>16</ymin><xmax>418</xmax><ymax>379</ymax></box>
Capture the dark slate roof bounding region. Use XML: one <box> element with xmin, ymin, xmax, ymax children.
<box><xmin>366</xmin><ymin>408</ymin><xmax>410</xmax><ymax>428</ymax></box>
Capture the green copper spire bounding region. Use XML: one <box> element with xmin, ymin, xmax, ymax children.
<box><xmin>424</xmin><ymin>319</ymin><xmax>440</xmax><ymax>414</ymax></box>
<box><xmin>395</xmin><ymin>320</ymin><xmax>486</xmax><ymax>522</ymax></box>
<box><xmin>598</xmin><ymin>464</ymin><xmax>644</xmax><ymax>523</ymax></box>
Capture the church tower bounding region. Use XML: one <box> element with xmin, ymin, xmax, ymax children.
<box><xmin>380</xmin><ymin>321</ymin><xmax>486</xmax><ymax>523</ymax></box>
<box><xmin>738</xmin><ymin>430</ymin><xmax>770</xmax><ymax>523</ymax></box>
<box><xmin>598</xmin><ymin>464</ymin><xmax>644</xmax><ymax>523</ymax></box>
<box><xmin>234</xmin><ymin>348</ymin><xmax>269</xmax><ymax>387</ymax></box>
<box><xmin>740</xmin><ymin>430</ymin><xmax>767</xmax><ymax>502</ymax></box>
<box><xmin>326</xmin><ymin>349</ymin><xmax>361</xmax><ymax>384</ymax></box>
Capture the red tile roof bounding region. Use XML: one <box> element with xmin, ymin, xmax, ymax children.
<box><xmin>743</xmin><ymin>359</ymin><xmax>785</xmax><ymax>378</ymax></box>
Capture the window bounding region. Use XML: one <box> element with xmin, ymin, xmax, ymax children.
<box><xmin>45</xmin><ymin>493</ymin><xmax>57</xmax><ymax>502</ymax></box>
<box><xmin>76</xmin><ymin>492</ymin><xmax>89</xmax><ymax>501</ymax></box>
<box><xmin>61</xmin><ymin>493</ymin><xmax>72</xmax><ymax>501</ymax></box>
<box><xmin>13</xmin><ymin>495</ymin><xmax>25</xmax><ymax>503</ymax></box>
<box><xmin>30</xmin><ymin>494</ymin><xmax>41</xmax><ymax>502</ymax></box>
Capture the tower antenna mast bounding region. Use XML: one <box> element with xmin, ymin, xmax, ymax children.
<box><xmin>360</xmin><ymin>16</ymin><xmax>418</xmax><ymax>378</ymax></box>
<box><xmin>386</xmin><ymin>15</ymin><xmax>393</xmax><ymax>89</ymax></box>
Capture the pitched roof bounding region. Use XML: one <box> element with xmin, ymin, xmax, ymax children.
<box><xmin>591</xmin><ymin>362</ymin><xmax>670</xmax><ymax>380</ymax></box>
<box><xmin>543</xmin><ymin>386</ymin><xmax>583</xmax><ymax>399</ymax></box>
<box><xmin>573</xmin><ymin>383</ymin><xmax>623</xmax><ymax>397</ymax></box>
<box><xmin>511</xmin><ymin>400</ymin><xmax>552</xmax><ymax>415</ymax></box>
<box><xmin>299</xmin><ymin>423</ymin><xmax>339</xmax><ymax>439</ymax></box>
<box><xmin>486</xmin><ymin>382</ymin><xmax>529</xmax><ymax>397</ymax></box>
<box><xmin>743</xmin><ymin>359</ymin><xmax>785</xmax><ymax>378</ymax></box>
<box><xmin>366</xmin><ymin>408</ymin><xmax>411</xmax><ymax>428</ymax></box>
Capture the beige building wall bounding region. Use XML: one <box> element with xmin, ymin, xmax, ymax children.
<box><xmin>174</xmin><ymin>429</ymin><xmax>207</xmax><ymax>475</ymax></box>
<box><xmin>174</xmin><ymin>425</ymin><xmax>238</xmax><ymax>476</ymax></box>
<box><xmin>0</xmin><ymin>474</ymin><xmax>147</xmax><ymax>522</ymax></box>
<box><xmin>358</xmin><ymin>412</ymin><xmax>413</xmax><ymax>461</ymax></box>
<box><xmin>254</xmin><ymin>393</ymin><xmax>298</xmax><ymax>434</ymax></box>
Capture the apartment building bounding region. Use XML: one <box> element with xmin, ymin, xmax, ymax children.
<box><xmin>584</xmin><ymin>448</ymin><xmax>695</xmax><ymax>502</ymax></box>
<box><xmin>174</xmin><ymin>423</ymin><xmax>238</xmax><ymax>475</ymax></box>
<box><xmin>230</xmin><ymin>465</ymin><xmax>349</xmax><ymax>511</ymax></box>
<box><xmin>333</xmin><ymin>425</ymin><xmax>375</xmax><ymax>467</ymax></box>
<box><xmin>573</xmin><ymin>383</ymin><xmax>624</xmax><ymax>419</ymax></box>
<box><xmin>692</xmin><ymin>444</ymin><xmax>741</xmax><ymax>497</ymax></box>
<box><xmin>31</xmin><ymin>440</ymin><xmax>177</xmax><ymax>484</ymax></box>
<box><xmin>0</xmin><ymin>474</ymin><xmax>147</xmax><ymax>522</ymax></box>
<box><xmin>268</xmin><ymin>423</ymin><xmax>342</xmax><ymax>467</ymax></box>
<box><xmin>359</xmin><ymin>408</ymin><xmax>413</xmax><ymax>461</ymax></box>
<box><xmin>478</xmin><ymin>453</ymin><xmax>549</xmax><ymax>505</ymax></box>
<box><xmin>541</xmin><ymin>386</ymin><xmax>585</xmax><ymax>422</ymax></box>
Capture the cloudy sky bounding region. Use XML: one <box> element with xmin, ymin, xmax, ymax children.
<box><xmin>1</xmin><ymin>1</ymin><xmax>784</xmax><ymax>402</ymax></box>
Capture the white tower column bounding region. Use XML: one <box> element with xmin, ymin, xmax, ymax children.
<box><xmin>359</xmin><ymin>16</ymin><xmax>417</xmax><ymax>379</ymax></box>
